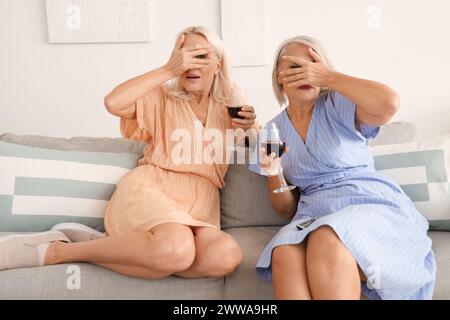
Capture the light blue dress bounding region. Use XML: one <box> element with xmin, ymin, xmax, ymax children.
<box><xmin>249</xmin><ymin>91</ymin><xmax>436</xmax><ymax>300</ymax></box>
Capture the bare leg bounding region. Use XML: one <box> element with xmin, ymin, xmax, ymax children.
<box><xmin>93</xmin><ymin>262</ymin><xmax>171</xmax><ymax>279</ymax></box>
<box><xmin>45</xmin><ymin>223</ymin><xmax>196</xmax><ymax>277</ymax></box>
<box><xmin>89</xmin><ymin>227</ymin><xmax>243</xmax><ymax>280</ymax></box>
<box><xmin>271</xmin><ymin>243</ymin><xmax>312</xmax><ymax>300</ymax></box>
<box><xmin>306</xmin><ymin>226</ymin><xmax>362</xmax><ymax>300</ymax></box>
<box><xmin>174</xmin><ymin>226</ymin><xmax>243</xmax><ymax>279</ymax></box>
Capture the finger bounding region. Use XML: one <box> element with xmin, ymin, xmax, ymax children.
<box><xmin>281</xmin><ymin>55</ymin><xmax>312</xmax><ymax>66</ymax></box>
<box><xmin>281</xmin><ymin>73</ymin><xmax>306</xmax><ymax>83</ymax></box>
<box><xmin>183</xmin><ymin>44</ymin><xmax>211</xmax><ymax>52</ymax></box>
<box><xmin>287</xmin><ymin>80</ymin><xmax>309</xmax><ymax>87</ymax></box>
<box><xmin>238</xmin><ymin>111</ymin><xmax>257</xmax><ymax>119</ymax></box>
<box><xmin>191</xmin><ymin>58</ymin><xmax>212</xmax><ymax>65</ymax></box>
<box><xmin>279</xmin><ymin>70</ymin><xmax>306</xmax><ymax>81</ymax></box>
<box><xmin>309</xmin><ymin>47</ymin><xmax>322</xmax><ymax>62</ymax></box>
<box><xmin>259</xmin><ymin>147</ymin><xmax>272</xmax><ymax>164</ymax></box>
<box><xmin>232</xmin><ymin>118</ymin><xmax>255</xmax><ymax>125</ymax></box>
<box><xmin>187</xmin><ymin>64</ymin><xmax>210</xmax><ymax>70</ymax></box>
<box><xmin>188</xmin><ymin>48</ymin><xmax>215</xmax><ymax>57</ymax></box>
<box><xmin>175</xmin><ymin>34</ymin><xmax>185</xmax><ymax>50</ymax></box>
<box><xmin>240</xmin><ymin>105</ymin><xmax>254</xmax><ymax>112</ymax></box>
<box><xmin>279</xmin><ymin>77</ymin><xmax>304</xmax><ymax>86</ymax></box>
<box><xmin>259</xmin><ymin>147</ymin><xmax>267</xmax><ymax>159</ymax></box>
<box><xmin>278</xmin><ymin>68</ymin><xmax>305</xmax><ymax>77</ymax></box>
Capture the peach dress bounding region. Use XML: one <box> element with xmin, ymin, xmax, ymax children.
<box><xmin>103</xmin><ymin>87</ymin><xmax>232</xmax><ymax>235</ymax></box>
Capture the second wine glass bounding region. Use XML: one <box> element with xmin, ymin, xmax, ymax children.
<box><xmin>261</xmin><ymin>123</ymin><xmax>296</xmax><ymax>193</ymax></box>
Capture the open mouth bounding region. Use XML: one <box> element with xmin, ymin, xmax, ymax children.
<box><xmin>186</xmin><ymin>74</ymin><xmax>201</xmax><ymax>80</ymax></box>
<box><xmin>298</xmin><ymin>85</ymin><xmax>313</xmax><ymax>90</ymax></box>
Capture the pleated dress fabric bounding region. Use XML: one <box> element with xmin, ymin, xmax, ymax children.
<box><xmin>104</xmin><ymin>87</ymin><xmax>231</xmax><ymax>235</ymax></box>
<box><xmin>249</xmin><ymin>91</ymin><xmax>436</xmax><ymax>300</ymax></box>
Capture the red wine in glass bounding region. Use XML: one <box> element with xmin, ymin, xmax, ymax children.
<box><xmin>261</xmin><ymin>123</ymin><xmax>296</xmax><ymax>193</ymax></box>
<box><xmin>263</xmin><ymin>141</ymin><xmax>286</xmax><ymax>158</ymax></box>
<box><xmin>227</xmin><ymin>106</ymin><xmax>245</xmax><ymax>119</ymax></box>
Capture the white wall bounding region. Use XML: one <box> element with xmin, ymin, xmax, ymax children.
<box><xmin>1</xmin><ymin>0</ymin><xmax>449</xmax><ymax>138</ymax></box>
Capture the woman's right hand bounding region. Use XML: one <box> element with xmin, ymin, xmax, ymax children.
<box><xmin>259</xmin><ymin>147</ymin><xmax>288</xmax><ymax>176</ymax></box>
<box><xmin>164</xmin><ymin>34</ymin><xmax>215</xmax><ymax>78</ymax></box>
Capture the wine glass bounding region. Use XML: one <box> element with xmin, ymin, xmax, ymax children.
<box><xmin>226</xmin><ymin>89</ymin><xmax>248</xmax><ymax>153</ymax></box>
<box><xmin>260</xmin><ymin>123</ymin><xmax>296</xmax><ymax>193</ymax></box>
<box><xmin>227</xmin><ymin>106</ymin><xmax>245</xmax><ymax>119</ymax></box>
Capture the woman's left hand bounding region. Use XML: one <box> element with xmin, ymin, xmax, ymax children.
<box><xmin>278</xmin><ymin>48</ymin><xmax>333</xmax><ymax>89</ymax></box>
<box><xmin>231</xmin><ymin>105</ymin><xmax>257</xmax><ymax>130</ymax></box>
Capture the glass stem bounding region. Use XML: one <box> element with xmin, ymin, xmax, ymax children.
<box><xmin>277</xmin><ymin>165</ymin><xmax>288</xmax><ymax>188</ymax></box>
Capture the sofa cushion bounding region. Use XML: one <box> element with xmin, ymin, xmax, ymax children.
<box><xmin>224</xmin><ymin>226</ymin><xmax>364</xmax><ymax>300</ymax></box>
<box><xmin>220</xmin><ymin>161</ymin><xmax>290</xmax><ymax>228</ymax></box>
<box><xmin>223</xmin><ymin>228</ymin><xmax>450</xmax><ymax>300</ymax></box>
<box><xmin>369</xmin><ymin>121</ymin><xmax>418</xmax><ymax>146</ymax></box>
<box><xmin>0</xmin><ymin>230</ymin><xmax>448</xmax><ymax>299</ymax></box>
<box><xmin>371</xmin><ymin>134</ymin><xmax>450</xmax><ymax>231</ymax></box>
<box><xmin>0</xmin><ymin>133</ymin><xmax>146</xmax><ymax>154</ymax></box>
<box><xmin>429</xmin><ymin>231</ymin><xmax>450</xmax><ymax>300</ymax></box>
<box><xmin>0</xmin><ymin>233</ymin><xmax>223</xmax><ymax>299</ymax></box>
<box><xmin>0</xmin><ymin>141</ymin><xmax>140</xmax><ymax>232</ymax></box>
<box><xmin>0</xmin><ymin>263</ymin><xmax>224</xmax><ymax>299</ymax></box>
<box><xmin>223</xmin><ymin>227</ymin><xmax>278</xmax><ymax>299</ymax></box>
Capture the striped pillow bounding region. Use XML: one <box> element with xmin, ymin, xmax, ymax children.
<box><xmin>0</xmin><ymin>141</ymin><xmax>141</xmax><ymax>232</ymax></box>
<box><xmin>371</xmin><ymin>134</ymin><xmax>450</xmax><ymax>231</ymax></box>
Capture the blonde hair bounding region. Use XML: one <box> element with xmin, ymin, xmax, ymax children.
<box><xmin>272</xmin><ymin>36</ymin><xmax>334</xmax><ymax>105</ymax></box>
<box><xmin>164</xmin><ymin>26</ymin><xmax>241</xmax><ymax>105</ymax></box>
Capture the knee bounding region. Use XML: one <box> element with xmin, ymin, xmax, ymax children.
<box><xmin>305</xmin><ymin>227</ymin><xmax>361</xmax><ymax>299</ymax></box>
<box><xmin>306</xmin><ymin>226</ymin><xmax>342</xmax><ymax>263</ymax></box>
<box><xmin>150</xmin><ymin>235</ymin><xmax>196</xmax><ymax>273</ymax></box>
<box><xmin>272</xmin><ymin>245</ymin><xmax>293</xmax><ymax>269</ymax></box>
<box><xmin>209</xmin><ymin>239</ymin><xmax>243</xmax><ymax>277</ymax></box>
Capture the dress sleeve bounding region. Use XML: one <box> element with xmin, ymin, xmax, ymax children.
<box><xmin>326</xmin><ymin>91</ymin><xmax>380</xmax><ymax>141</ymax></box>
<box><xmin>119</xmin><ymin>86</ymin><xmax>165</xmax><ymax>144</ymax></box>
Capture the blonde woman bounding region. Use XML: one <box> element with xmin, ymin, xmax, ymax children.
<box><xmin>0</xmin><ymin>26</ymin><xmax>257</xmax><ymax>279</ymax></box>
<box><xmin>250</xmin><ymin>36</ymin><xmax>435</xmax><ymax>300</ymax></box>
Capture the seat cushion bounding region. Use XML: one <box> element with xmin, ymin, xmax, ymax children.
<box><xmin>0</xmin><ymin>262</ymin><xmax>224</xmax><ymax>299</ymax></box>
<box><xmin>0</xmin><ymin>229</ymin><xmax>448</xmax><ymax>300</ymax></box>
<box><xmin>223</xmin><ymin>226</ymin><xmax>279</xmax><ymax>299</ymax></box>
<box><xmin>430</xmin><ymin>231</ymin><xmax>450</xmax><ymax>300</ymax></box>
<box><xmin>223</xmin><ymin>226</ymin><xmax>369</xmax><ymax>299</ymax></box>
<box><xmin>223</xmin><ymin>228</ymin><xmax>450</xmax><ymax>300</ymax></box>
<box><xmin>0</xmin><ymin>232</ymin><xmax>223</xmax><ymax>300</ymax></box>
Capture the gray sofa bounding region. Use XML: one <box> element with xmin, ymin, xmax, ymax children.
<box><xmin>0</xmin><ymin>123</ymin><xmax>449</xmax><ymax>299</ymax></box>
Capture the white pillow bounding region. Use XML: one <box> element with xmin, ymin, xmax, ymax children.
<box><xmin>369</xmin><ymin>121</ymin><xmax>418</xmax><ymax>146</ymax></box>
<box><xmin>371</xmin><ymin>134</ymin><xmax>450</xmax><ymax>231</ymax></box>
<box><xmin>0</xmin><ymin>141</ymin><xmax>140</xmax><ymax>232</ymax></box>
